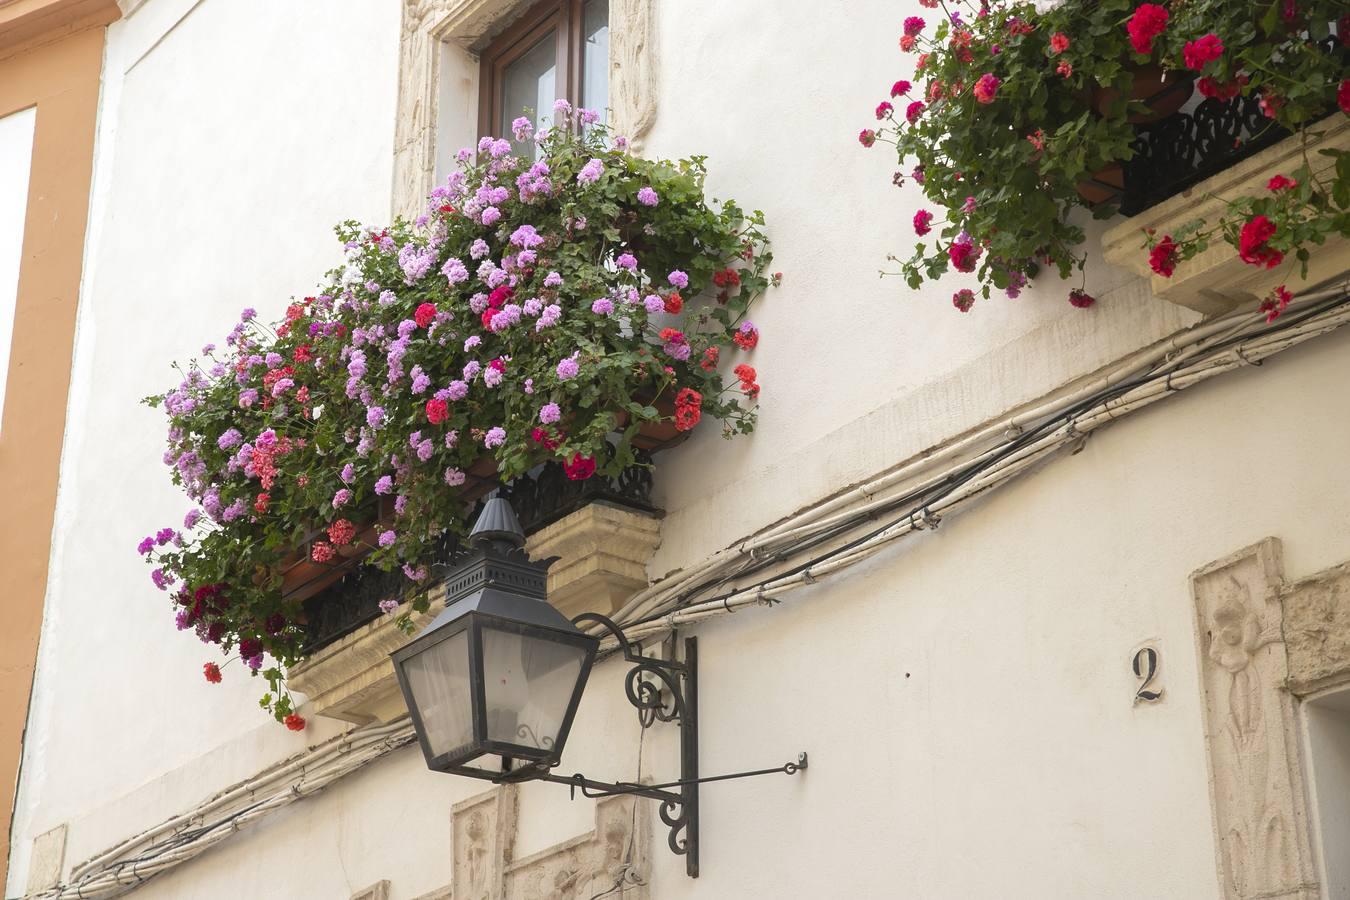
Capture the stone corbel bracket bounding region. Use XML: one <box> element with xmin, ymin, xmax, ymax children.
<box><xmin>525</xmin><ymin>501</ymin><xmax>662</xmax><ymax>620</ymax></box>
<box><xmin>1104</xmin><ymin>117</ymin><xmax>1350</xmax><ymax>317</ymax></box>
<box><xmin>394</xmin><ymin>0</ymin><xmax>658</xmax><ymax>219</ymax></box>
<box><xmin>290</xmin><ymin>502</ymin><xmax>660</xmax><ymax>725</ymax></box>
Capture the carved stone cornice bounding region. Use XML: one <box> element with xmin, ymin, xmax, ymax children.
<box><xmin>393</xmin><ymin>0</ymin><xmax>658</xmax><ymax>219</ymax></box>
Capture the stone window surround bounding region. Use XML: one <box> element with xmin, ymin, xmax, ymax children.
<box><xmin>393</xmin><ymin>0</ymin><xmax>656</xmax><ymax>219</ymax></box>
<box><xmin>1191</xmin><ymin>537</ymin><xmax>1350</xmax><ymax>900</ymax></box>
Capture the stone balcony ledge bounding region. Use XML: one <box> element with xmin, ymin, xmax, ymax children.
<box><xmin>288</xmin><ymin>501</ymin><xmax>662</xmax><ymax>725</ymax></box>
<box><xmin>1103</xmin><ymin>116</ymin><xmax>1349</xmax><ymax>317</ymax></box>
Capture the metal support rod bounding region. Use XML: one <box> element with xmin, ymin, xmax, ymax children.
<box><xmin>683</xmin><ymin>636</ymin><xmax>700</xmax><ymax>877</ymax></box>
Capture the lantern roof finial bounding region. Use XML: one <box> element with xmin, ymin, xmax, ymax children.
<box><xmin>469</xmin><ymin>494</ymin><xmax>526</xmax><ymax>552</ymax></box>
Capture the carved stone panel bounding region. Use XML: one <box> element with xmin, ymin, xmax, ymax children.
<box><xmin>452</xmin><ymin>786</ymin><xmax>518</xmax><ymax>900</ymax></box>
<box><xmin>410</xmin><ymin>787</ymin><xmax>648</xmax><ymax>900</ymax></box>
<box><xmin>1191</xmin><ymin>538</ymin><xmax>1319</xmax><ymax>900</ymax></box>
<box><xmin>504</xmin><ymin>795</ymin><xmax>648</xmax><ymax>900</ymax></box>
<box><xmin>1281</xmin><ymin>559</ymin><xmax>1350</xmax><ymax>697</ymax></box>
<box><xmin>351</xmin><ymin>880</ymin><xmax>391</xmax><ymax>900</ymax></box>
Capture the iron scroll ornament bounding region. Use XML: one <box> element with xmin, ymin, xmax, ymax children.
<box><xmin>435</xmin><ymin>610</ymin><xmax>806</xmax><ymax>879</ymax></box>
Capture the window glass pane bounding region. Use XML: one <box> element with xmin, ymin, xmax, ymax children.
<box><xmin>581</xmin><ymin>0</ymin><xmax>609</xmax><ymax>125</ymax></box>
<box><xmin>500</xmin><ymin>30</ymin><xmax>557</xmax><ymax>157</ymax></box>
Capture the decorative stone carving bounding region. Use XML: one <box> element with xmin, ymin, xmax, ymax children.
<box><xmin>25</xmin><ymin>824</ymin><xmax>67</xmax><ymax>894</ymax></box>
<box><xmin>1190</xmin><ymin>538</ymin><xmax>1318</xmax><ymax>900</ymax></box>
<box><xmin>1103</xmin><ymin>118</ymin><xmax>1349</xmax><ymax>317</ymax></box>
<box><xmin>1281</xmin><ymin>559</ymin><xmax>1350</xmax><ymax>697</ymax></box>
<box><xmin>525</xmin><ymin>502</ymin><xmax>662</xmax><ymax>619</ymax></box>
<box><xmin>409</xmin><ymin>787</ymin><xmax>648</xmax><ymax>900</ymax></box>
<box><xmin>504</xmin><ymin>794</ymin><xmax>648</xmax><ymax>899</ymax></box>
<box><xmin>393</xmin><ymin>0</ymin><xmax>658</xmax><ymax>218</ymax></box>
<box><xmin>287</xmin><ymin>582</ymin><xmax>447</xmax><ymax>724</ymax></box>
<box><xmin>607</xmin><ymin>0</ymin><xmax>657</xmax><ymax>148</ymax></box>
<box><xmin>351</xmin><ymin>880</ymin><xmax>391</xmax><ymax>900</ymax></box>
<box><xmin>453</xmin><ymin>787</ymin><xmax>518</xmax><ymax>900</ymax></box>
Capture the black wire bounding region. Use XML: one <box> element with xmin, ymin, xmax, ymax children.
<box><xmin>630</xmin><ymin>291</ymin><xmax>1350</xmax><ymax>627</ymax></box>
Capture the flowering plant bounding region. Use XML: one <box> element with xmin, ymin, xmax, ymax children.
<box><xmin>140</xmin><ymin>107</ymin><xmax>773</xmax><ymax>724</ymax></box>
<box><xmin>864</xmin><ymin>0</ymin><xmax>1349</xmax><ymax>313</ymax></box>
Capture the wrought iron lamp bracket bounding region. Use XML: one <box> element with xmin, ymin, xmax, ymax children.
<box><xmin>445</xmin><ymin>613</ymin><xmax>805</xmax><ymax>879</ymax></box>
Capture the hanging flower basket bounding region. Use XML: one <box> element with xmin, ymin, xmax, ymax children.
<box><xmin>139</xmin><ymin>109</ymin><xmax>776</xmax><ymax>725</ymax></box>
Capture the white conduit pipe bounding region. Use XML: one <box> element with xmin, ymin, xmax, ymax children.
<box><xmin>40</xmin><ymin>720</ymin><xmax>416</xmax><ymax>899</ymax></box>
<box><xmin>612</xmin><ymin>292</ymin><xmax>1350</xmax><ymax>643</ymax></box>
<box><xmin>36</xmin><ymin>285</ymin><xmax>1350</xmax><ymax>898</ymax></box>
<box><xmin>608</xmin><ymin>285</ymin><xmax>1350</xmax><ymax>629</ymax></box>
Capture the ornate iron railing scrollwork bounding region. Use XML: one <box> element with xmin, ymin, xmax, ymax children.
<box><xmin>1119</xmin><ymin>37</ymin><xmax>1345</xmax><ymax>216</ymax></box>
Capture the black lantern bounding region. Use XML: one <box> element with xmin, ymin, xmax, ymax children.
<box><xmin>391</xmin><ymin>497</ymin><xmax>598</xmax><ymax>776</ymax></box>
<box><xmin>393</xmin><ymin>495</ymin><xmax>807</xmax><ymax>879</ymax></box>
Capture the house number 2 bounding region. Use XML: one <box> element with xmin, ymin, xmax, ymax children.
<box><xmin>1132</xmin><ymin>646</ymin><xmax>1162</xmax><ymax>703</ymax></box>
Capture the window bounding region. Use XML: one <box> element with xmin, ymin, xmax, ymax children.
<box><xmin>478</xmin><ymin>0</ymin><xmax>609</xmax><ymax>156</ymax></box>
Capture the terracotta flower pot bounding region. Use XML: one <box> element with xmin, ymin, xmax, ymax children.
<box><xmin>615</xmin><ymin>392</ymin><xmax>690</xmax><ymax>453</ymax></box>
<box><xmin>1092</xmin><ymin>64</ymin><xmax>1193</xmax><ymax>124</ymax></box>
<box><xmin>1075</xmin><ymin>161</ymin><xmax>1125</xmax><ymax>205</ymax></box>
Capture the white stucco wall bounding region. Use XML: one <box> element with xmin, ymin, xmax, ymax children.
<box><xmin>9</xmin><ymin>0</ymin><xmax>1349</xmax><ymax>897</ymax></box>
<box><xmin>6</xmin><ymin>0</ymin><xmax>400</xmax><ymax>893</ymax></box>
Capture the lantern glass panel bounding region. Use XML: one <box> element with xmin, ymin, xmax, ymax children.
<box><xmin>402</xmin><ymin>629</ymin><xmax>474</xmax><ymax>759</ymax></box>
<box><xmin>481</xmin><ymin>625</ymin><xmax>588</xmax><ymax>752</ymax></box>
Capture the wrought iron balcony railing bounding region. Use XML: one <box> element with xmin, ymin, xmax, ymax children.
<box><xmin>300</xmin><ymin>454</ymin><xmax>658</xmax><ymax>653</ymax></box>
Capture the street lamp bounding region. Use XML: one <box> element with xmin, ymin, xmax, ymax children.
<box><xmin>392</xmin><ymin>496</ymin><xmax>597</xmax><ymax>777</ymax></box>
<box><xmin>391</xmin><ymin>496</ymin><xmax>806</xmax><ymax>878</ymax></box>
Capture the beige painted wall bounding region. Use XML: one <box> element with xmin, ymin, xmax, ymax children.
<box><xmin>0</xmin><ymin>0</ymin><xmax>115</xmax><ymax>882</ymax></box>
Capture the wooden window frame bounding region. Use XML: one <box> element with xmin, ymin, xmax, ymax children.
<box><xmin>477</xmin><ymin>0</ymin><xmax>598</xmax><ymax>140</ymax></box>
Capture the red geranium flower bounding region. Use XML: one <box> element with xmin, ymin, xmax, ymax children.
<box><xmin>311</xmin><ymin>541</ymin><xmax>335</xmax><ymax>563</ymax></box>
<box><xmin>1267</xmin><ymin>174</ymin><xmax>1297</xmax><ymax>192</ymax></box>
<box><xmin>733</xmin><ymin>323</ymin><xmax>759</xmax><ymax>350</ymax></box>
<box><xmin>426</xmin><ymin>398</ymin><xmax>449</xmax><ymax>424</ymax></box>
<box><xmin>563</xmin><ymin>454</ymin><xmax>596</xmax><ymax>481</ymax></box>
<box><xmin>973</xmin><ymin>73</ymin><xmax>1001</xmax><ymax>104</ymax></box>
<box><xmin>203</xmin><ymin>662</ymin><xmax>222</xmax><ymax>684</ymax></box>
<box><xmin>890</xmin><ymin>80</ymin><xmax>911</xmax><ymax>97</ymax></box>
<box><xmin>1259</xmin><ymin>285</ymin><xmax>1293</xmax><ymax>323</ymax></box>
<box><xmin>1068</xmin><ymin>289</ymin><xmax>1096</xmax><ymax>309</ymax></box>
<box><xmin>905</xmin><ymin>101</ymin><xmax>925</xmax><ymax>123</ymax></box>
<box><xmin>284</xmin><ymin>714</ymin><xmax>306</xmax><ymax>732</ymax></box>
<box><xmin>858</xmin><ymin>129</ymin><xmax>877</xmax><ymax>148</ymax></box>
<box><xmin>700</xmin><ymin>346</ymin><xmax>719</xmax><ymax>371</ymax></box>
<box><xmin>1238</xmin><ymin>215</ymin><xmax>1283</xmax><ymax>269</ymax></box>
<box><xmin>1182</xmin><ymin>34</ymin><xmax>1224</xmax><ymax>70</ymax></box>
<box><xmin>328</xmin><ymin>519</ymin><xmax>356</xmax><ymax>546</ymax></box>
<box><xmin>1126</xmin><ymin>3</ymin><xmax>1168</xmax><ymax>55</ymax></box>
<box><xmin>952</xmin><ymin>289</ymin><xmax>975</xmax><ymax>312</ymax></box>
<box><xmin>913</xmin><ymin>209</ymin><xmax>934</xmax><ymax>236</ymax></box>
<box><xmin>875</xmin><ymin>101</ymin><xmax>894</xmax><ymax>120</ymax></box>
<box><xmin>1148</xmin><ymin>235</ymin><xmax>1179</xmax><ymax>277</ymax></box>
<box><xmin>1339</xmin><ymin>79</ymin><xmax>1350</xmax><ymax>115</ymax></box>
<box><xmin>1197</xmin><ymin>74</ymin><xmax>1247</xmax><ymax>100</ymax></box>
<box><xmin>673</xmin><ymin>391</ymin><xmax>702</xmax><ymax>432</ymax></box>
<box><xmin>1049</xmin><ymin>32</ymin><xmax>1070</xmax><ymax>54</ymax></box>
<box><xmin>414</xmin><ymin>303</ymin><xmax>437</xmax><ymax>328</ymax></box>
<box><xmin>664</xmin><ymin>292</ymin><xmax>683</xmax><ymax>314</ymax></box>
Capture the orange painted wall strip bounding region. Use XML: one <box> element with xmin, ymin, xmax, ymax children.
<box><xmin>0</xmin><ymin>4</ymin><xmax>115</xmax><ymax>884</ymax></box>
